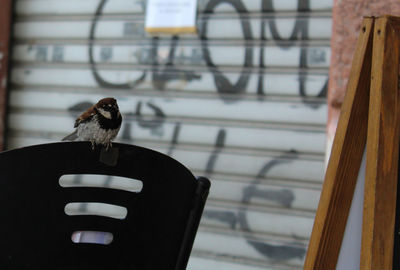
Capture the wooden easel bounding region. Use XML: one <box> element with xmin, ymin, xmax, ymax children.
<box><xmin>304</xmin><ymin>16</ymin><xmax>400</xmax><ymax>270</ymax></box>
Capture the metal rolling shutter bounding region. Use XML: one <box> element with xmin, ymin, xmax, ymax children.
<box><xmin>8</xmin><ymin>0</ymin><xmax>332</xmax><ymax>269</ymax></box>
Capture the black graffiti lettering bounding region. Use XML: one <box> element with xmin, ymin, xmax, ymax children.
<box><xmin>243</xmin><ymin>187</ymin><xmax>295</xmax><ymax>208</ymax></box>
<box><xmin>198</xmin><ymin>148</ymin><xmax>306</xmax><ymax>260</ymax></box>
<box><xmin>263</xmin><ymin>0</ymin><xmax>310</xmax><ymax>43</ymax></box>
<box><xmin>300</xmin><ymin>76</ymin><xmax>328</xmax><ymax>109</ymax></box>
<box><xmin>135</xmin><ymin>101</ymin><xmax>166</xmax><ymax>129</ymax></box>
<box><xmin>257</xmin><ymin>10</ymin><xmax>267</xmax><ymax>98</ymax></box>
<box><xmin>90</xmin><ymin>0</ymin><xmax>201</xmax><ymax>90</ymax></box>
<box><xmin>150</xmin><ymin>36</ymin><xmax>201</xmax><ymax>90</ymax></box>
<box><xmin>237</xmin><ymin>150</ymin><xmax>303</xmax><ymax>260</ymax></box>
<box><xmin>261</xmin><ymin>0</ymin><xmax>310</xmax><ymax>12</ymax></box>
<box><xmin>297</xmin><ymin>0</ymin><xmax>311</xmax><ymax>11</ymax></box>
<box><xmin>200</xmin><ymin>0</ymin><xmax>253</xmax><ymax>100</ymax></box>
<box><xmin>262</xmin><ymin>0</ymin><xmax>326</xmax><ymax>108</ymax></box>
<box><xmin>87</xmin><ymin>0</ymin><xmax>327</xmax><ymax>106</ymax></box>
<box><xmin>299</xmin><ymin>47</ymin><xmax>327</xmax><ymax>109</ymax></box>
<box><xmin>248</xmin><ymin>241</ymin><xmax>306</xmax><ymax>261</ymax></box>
<box><xmin>256</xmin><ymin>150</ymin><xmax>298</xmax><ymax>180</ymax></box>
<box><xmin>317</xmin><ymin>78</ymin><xmax>328</xmax><ymax>98</ymax></box>
<box><xmin>205</xmin><ymin>129</ymin><xmax>226</xmax><ymax>174</ymax></box>
<box><xmin>240</xmin><ymin>150</ymin><xmax>298</xmax><ymax>212</ymax></box>
<box><xmin>89</xmin><ymin>0</ymin><xmax>146</xmax><ymax>89</ymax></box>
<box><xmin>203</xmin><ymin>210</ymin><xmax>237</xmax><ymax>229</ymax></box>
<box><xmin>121</xmin><ymin>113</ymin><xmax>134</xmax><ymax>141</ymax></box>
<box><xmin>167</xmin><ymin>122</ymin><xmax>181</xmax><ymax>156</ymax></box>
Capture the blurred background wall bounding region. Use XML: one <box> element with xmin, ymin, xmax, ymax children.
<box><xmin>326</xmin><ymin>0</ymin><xmax>400</xmax><ymax>159</ymax></box>
<box><xmin>5</xmin><ymin>0</ymin><xmax>331</xmax><ymax>269</ymax></box>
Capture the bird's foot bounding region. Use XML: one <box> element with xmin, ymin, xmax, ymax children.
<box><xmin>105</xmin><ymin>141</ymin><xmax>112</xmax><ymax>151</ymax></box>
<box><xmin>90</xmin><ymin>140</ymin><xmax>96</xmax><ymax>150</ymax></box>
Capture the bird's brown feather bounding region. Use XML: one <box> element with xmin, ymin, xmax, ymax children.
<box><xmin>74</xmin><ymin>106</ymin><xmax>96</xmax><ymax>128</ymax></box>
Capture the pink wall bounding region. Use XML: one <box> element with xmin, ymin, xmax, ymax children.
<box><xmin>327</xmin><ymin>0</ymin><xmax>400</xmax><ymax>157</ymax></box>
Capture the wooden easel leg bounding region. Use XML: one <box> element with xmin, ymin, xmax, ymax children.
<box><xmin>303</xmin><ymin>17</ymin><xmax>374</xmax><ymax>270</ymax></box>
<box><xmin>361</xmin><ymin>15</ymin><xmax>400</xmax><ymax>270</ymax></box>
<box><xmin>392</xmin><ymin>153</ymin><xmax>400</xmax><ymax>269</ymax></box>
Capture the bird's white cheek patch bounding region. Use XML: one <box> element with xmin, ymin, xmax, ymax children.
<box><xmin>98</xmin><ymin>108</ymin><xmax>112</xmax><ymax>119</ymax></box>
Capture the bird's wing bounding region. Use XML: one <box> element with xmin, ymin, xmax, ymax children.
<box><xmin>62</xmin><ymin>130</ymin><xmax>78</xmax><ymax>141</ymax></box>
<box><xmin>74</xmin><ymin>105</ymin><xmax>96</xmax><ymax>128</ymax></box>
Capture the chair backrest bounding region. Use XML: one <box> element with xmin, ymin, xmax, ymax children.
<box><xmin>0</xmin><ymin>142</ymin><xmax>210</xmax><ymax>270</ymax></box>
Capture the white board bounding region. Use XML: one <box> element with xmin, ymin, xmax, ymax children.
<box><xmin>336</xmin><ymin>150</ymin><xmax>366</xmax><ymax>269</ymax></box>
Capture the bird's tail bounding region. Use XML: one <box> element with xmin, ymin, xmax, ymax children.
<box><xmin>62</xmin><ymin>130</ymin><xmax>78</xmax><ymax>141</ymax></box>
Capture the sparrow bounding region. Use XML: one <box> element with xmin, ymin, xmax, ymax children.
<box><xmin>62</xmin><ymin>97</ymin><xmax>122</xmax><ymax>150</ymax></box>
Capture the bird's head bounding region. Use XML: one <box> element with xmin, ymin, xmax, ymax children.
<box><xmin>95</xmin><ymin>97</ymin><xmax>121</xmax><ymax>119</ymax></box>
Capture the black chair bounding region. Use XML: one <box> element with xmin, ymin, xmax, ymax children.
<box><xmin>0</xmin><ymin>142</ymin><xmax>210</xmax><ymax>270</ymax></box>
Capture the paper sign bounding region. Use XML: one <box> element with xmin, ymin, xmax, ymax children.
<box><xmin>145</xmin><ymin>0</ymin><xmax>197</xmax><ymax>34</ymax></box>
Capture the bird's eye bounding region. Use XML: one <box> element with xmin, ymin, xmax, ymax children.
<box><xmin>108</xmin><ymin>104</ymin><xmax>112</xmax><ymax>107</ymax></box>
